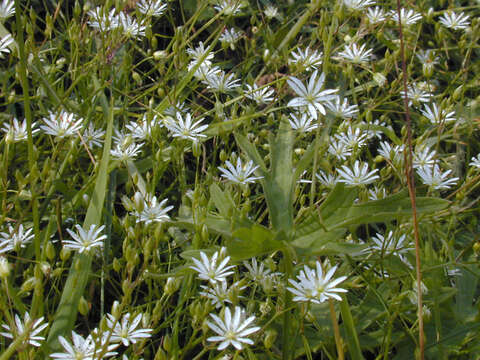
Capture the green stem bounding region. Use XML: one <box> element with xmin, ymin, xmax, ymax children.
<box><xmin>282</xmin><ymin>248</ymin><xmax>294</xmax><ymax>360</ymax></box>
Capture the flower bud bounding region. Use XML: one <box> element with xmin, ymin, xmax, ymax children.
<box><xmin>111</xmin><ymin>300</ymin><xmax>122</xmax><ymax>319</ymax></box>
<box><xmin>113</xmin><ymin>258</ymin><xmax>122</xmax><ymax>272</ymax></box>
<box><xmin>60</xmin><ymin>247</ymin><xmax>71</xmax><ymax>262</ymax></box>
<box><xmin>0</xmin><ymin>257</ymin><xmax>10</xmax><ymax>278</ymax></box>
<box><xmin>164</xmin><ymin>276</ymin><xmax>181</xmax><ymax>295</ymax></box>
<box><xmin>163</xmin><ymin>334</ymin><xmax>172</xmax><ymax>352</ymax></box>
<box><xmin>134</xmin><ymin>191</ymin><xmax>145</xmax><ymax>212</ymax></box>
<box><xmin>21</xmin><ymin>276</ymin><xmax>37</xmax><ymax>293</ymax></box>
<box><xmin>192</xmin><ymin>141</ymin><xmax>201</xmax><ymax>158</ymax></box>
<box><xmin>78</xmin><ymin>296</ymin><xmax>89</xmax><ymax>315</ymax></box>
<box><xmin>263</xmin><ymin>329</ymin><xmax>277</xmax><ymax>349</ymax></box>
<box><xmin>373</xmin><ymin>73</ymin><xmax>386</xmax><ymax>87</ymax></box>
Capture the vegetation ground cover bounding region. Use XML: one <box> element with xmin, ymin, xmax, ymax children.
<box><xmin>0</xmin><ymin>0</ymin><xmax>479</xmax><ymax>359</ymax></box>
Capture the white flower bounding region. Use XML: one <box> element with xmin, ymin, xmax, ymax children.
<box><xmin>243</xmin><ymin>257</ymin><xmax>279</xmax><ymax>282</ymax></box>
<box><xmin>137</xmin><ymin>0</ymin><xmax>167</xmax><ymax>17</ymax></box>
<box><xmin>134</xmin><ymin>196</ymin><xmax>173</xmax><ymax>224</ymax></box>
<box><xmin>213</xmin><ymin>0</ymin><xmax>244</xmax><ymax>16</ymax></box>
<box><xmin>337</xmin><ymin>43</ymin><xmax>373</xmax><ymax>64</ymax></box>
<box><xmin>263</xmin><ymin>5</ymin><xmax>279</xmax><ymax>19</ymax></box>
<box><xmin>51</xmin><ymin>331</ymin><xmax>107</xmax><ymax>359</ymax></box>
<box><xmin>0</xmin><ymin>33</ymin><xmax>14</xmax><ymax>58</ymax></box>
<box><xmin>370</xmin><ymin>231</ymin><xmax>412</xmax><ymax>258</ymax></box>
<box><xmin>390</xmin><ymin>9</ymin><xmax>422</xmax><ymax>26</ymax></box>
<box><xmin>0</xmin><ymin>223</ymin><xmax>34</xmax><ymax>254</ymax></box>
<box><xmin>110</xmin><ymin>142</ymin><xmax>144</xmax><ymax>161</ymax></box>
<box><xmin>337</xmin><ymin>161</ymin><xmax>379</xmax><ymax>186</ymax></box>
<box><xmin>469</xmin><ymin>154</ymin><xmax>480</xmax><ymax>169</ymax></box>
<box><xmin>328</xmin><ymin>138</ymin><xmax>352</xmax><ymax>161</ymax></box>
<box><xmin>82</xmin><ymin>123</ymin><xmax>105</xmax><ymax>148</ymax></box>
<box><xmin>106</xmin><ymin>313</ymin><xmax>152</xmax><ymax>347</ymax></box>
<box><xmin>220</xmin><ymin>28</ymin><xmax>242</xmax><ymax>48</ymax></box>
<box><xmin>63</xmin><ymin>224</ymin><xmax>106</xmax><ymax>254</ymax></box>
<box><xmin>126</xmin><ymin>115</ymin><xmax>160</xmax><ymax>140</ymax></box>
<box><xmin>190</xmin><ymin>249</ymin><xmax>235</xmax><ymax>284</ymax></box>
<box><xmin>326</xmin><ymin>96</ymin><xmax>358</xmax><ymax>118</ymax></box>
<box><xmin>244</xmin><ymin>83</ymin><xmax>275</xmax><ymax>104</ymax></box>
<box><xmin>200</xmin><ymin>281</ymin><xmax>246</xmax><ymax>308</ymax></box>
<box><xmin>206</xmin><ymin>306</ymin><xmax>260</xmax><ymax>350</ymax></box>
<box><xmin>288</xmin><ymin>113</ymin><xmax>318</xmax><ymax>133</ymax></box>
<box><xmin>164</xmin><ymin>112</ymin><xmax>208</xmax><ymax>142</ymax></box>
<box><xmin>289</xmin><ymin>47</ymin><xmax>323</xmax><ymax>71</ymax></box>
<box><xmin>343</xmin><ymin>0</ymin><xmax>375</xmax><ymax>11</ymax></box>
<box><xmin>438</xmin><ymin>11</ymin><xmax>470</xmax><ymax>31</ymax></box>
<box><xmin>368</xmin><ymin>186</ymin><xmax>387</xmax><ymax>200</ymax></box>
<box><xmin>218</xmin><ymin>158</ymin><xmax>263</xmax><ymax>185</ymax></box>
<box><xmin>0</xmin><ymin>312</ymin><xmax>48</xmax><ymax>347</ymax></box>
<box><xmin>0</xmin><ymin>0</ymin><xmax>14</xmax><ymax>21</ymax></box>
<box><xmin>366</xmin><ymin>6</ymin><xmax>387</xmax><ymax>24</ymax></box>
<box><xmin>287</xmin><ymin>261</ymin><xmax>347</xmax><ymax>303</ymax></box>
<box><xmin>287</xmin><ymin>70</ymin><xmax>338</xmax><ymax>120</ymax></box>
<box><xmin>316</xmin><ymin>170</ymin><xmax>339</xmax><ymax>188</ymax></box>
<box><xmin>400</xmin><ymin>84</ymin><xmax>433</xmax><ymax>107</ymax></box>
<box><xmin>421</xmin><ymin>103</ymin><xmax>456</xmax><ymax>124</ymax></box>
<box><xmin>335</xmin><ymin>126</ymin><xmax>368</xmax><ymax>149</ymax></box>
<box><xmin>117</xmin><ymin>12</ymin><xmax>146</xmax><ymax>38</ymax></box>
<box><xmin>362</xmin><ymin>119</ymin><xmax>386</xmax><ymax>140</ymax></box>
<box><xmin>377</xmin><ymin>141</ymin><xmax>404</xmax><ymax>164</ymax></box>
<box><xmin>413</xmin><ymin>146</ymin><xmax>436</xmax><ymax>169</ymax></box>
<box><xmin>87</xmin><ymin>7</ymin><xmax>118</xmax><ymax>31</ymax></box>
<box><xmin>41</xmin><ymin>110</ymin><xmax>83</xmax><ymax>138</ymax></box>
<box><xmin>2</xmin><ymin>118</ymin><xmax>40</xmax><ymax>143</ymax></box>
<box><xmin>416</xmin><ymin>164</ymin><xmax>458</xmax><ymax>190</ymax></box>
<box><xmin>189</xmin><ymin>61</ymin><xmax>221</xmax><ymax>81</ymax></box>
<box><xmin>187</xmin><ymin>41</ymin><xmax>214</xmax><ymax>64</ymax></box>
<box><xmin>202</xmin><ymin>71</ymin><xmax>241</xmax><ymax>93</ymax></box>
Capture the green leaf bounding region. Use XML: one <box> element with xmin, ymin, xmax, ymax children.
<box><xmin>209</xmin><ymin>183</ymin><xmax>235</xmax><ymax>218</ymax></box>
<box><xmin>263</xmin><ymin>119</ymin><xmax>294</xmax><ymax>233</ymax></box>
<box><xmin>234</xmin><ymin>132</ymin><xmax>267</xmax><ymax>175</ymax></box>
<box><xmin>46</xmin><ymin>81</ymin><xmax>113</xmax><ymax>352</ymax></box>
<box><xmin>339</xmin><ymin>297</ymin><xmax>365</xmax><ymax>360</ymax></box>
<box><xmin>227</xmin><ymin>224</ymin><xmax>284</xmax><ymax>261</ymax></box>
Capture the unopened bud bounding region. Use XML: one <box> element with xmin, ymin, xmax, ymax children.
<box><xmin>78</xmin><ymin>296</ymin><xmax>89</xmax><ymax>315</ymax></box>
<box><xmin>0</xmin><ymin>257</ymin><xmax>10</xmax><ymax>278</ymax></box>
<box><xmin>263</xmin><ymin>329</ymin><xmax>277</xmax><ymax>349</ymax></box>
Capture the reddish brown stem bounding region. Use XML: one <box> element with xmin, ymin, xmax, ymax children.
<box><xmin>395</xmin><ymin>1</ymin><xmax>424</xmax><ymax>359</ymax></box>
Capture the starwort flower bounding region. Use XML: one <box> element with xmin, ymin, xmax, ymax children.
<box><xmin>202</xmin><ymin>71</ymin><xmax>241</xmax><ymax>93</ymax></box>
<box><xmin>164</xmin><ymin>112</ymin><xmax>208</xmax><ymax>142</ymax></box>
<box><xmin>287</xmin><ymin>70</ymin><xmax>338</xmax><ymax>120</ymax></box>
<box><xmin>390</xmin><ymin>8</ymin><xmax>422</xmax><ymax>26</ymax></box>
<box><xmin>337</xmin><ymin>43</ymin><xmax>373</xmax><ymax>64</ymax></box>
<box><xmin>137</xmin><ymin>0</ymin><xmax>167</xmax><ymax>17</ymax></box>
<box><xmin>0</xmin><ymin>223</ymin><xmax>34</xmax><ymax>254</ymax></box>
<box><xmin>213</xmin><ymin>0</ymin><xmax>244</xmax><ymax>16</ymax></box>
<box><xmin>469</xmin><ymin>154</ymin><xmax>480</xmax><ymax>169</ymax></box>
<box><xmin>0</xmin><ymin>33</ymin><xmax>13</xmax><ymax>58</ymax></box>
<box><xmin>326</xmin><ymin>96</ymin><xmax>358</xmax><ymax>118</ymax></box>
<box><xmin>190</xmin><ymin>248</ymin><xmax>235</xmax><ymax>284</ymax></box>
<box><xmin>0</xmin><ymin>312</ymin><xmax>48</xmax><ymax>348</ymax></box>
<box><xmin>343</xmin><ymin>0</ymin><xmax>375</xmax><ymax>11</ymax></box>
<box><xmin>0</xmin><ymin>0</ymin><xmax>14</xmax><ymax>21</ymax></box>
<box><xmin>438</xmin><ymin>11</ymin><xmax>470</xmax><ymax>31</ymax></box>
<box><xmin>218</xmin><ymin>158</ymin><xmax>263</xmax><ymax>185</ymax></box>
<box><xmin>328</xmin><ymin>138</ymin><xmax>352</xmax><ymax>161</ymax></box>
<box><xmin>287</xmin><ymin>261</ymin><xmax>347</xmax><ymax>304</ymax></box>
<box><xmin>416</xmin><ymin>164</ymin><xmax>458</xmax><ymax>190</ymax></box>
<box><xmin>63</xmin><ymin>224</ymin><xmax>106</xmax><ymax>254</ymax></box>
<box><xmin>289</xmin><ymin>47</ymin><xmax>323</xmax><ymax>71</ymax></box>
<box><xmin>133</xmin><ymin>195</ymin><xmax>173</xmax><ymax>224</ymax></box>
<box><xmin>421</xmin><ymin>103</ymin><xmax>456</xmax><ymax>124</ymax></box>
<box><xmin>244</xmin><ymin>83</ymin><xmax>275</xmax><ymax>104</ymax></box>
<box><xmin>41</xmin><ymin>110</ymin><xmax>83</xmax><ymax>139</ymax></box>
<box><xmin>206</xmin><ymin>306</ymin><xmax>261</xmax><ymax>350</ymax></box>
<box><xmin>50</xmin><ymin>331</ymin><xmax>113</xmax><ymax>359</ymax></box>
<box><xmin>288</xmin><ymin>113</ymin><xmax>318</xmax><ymax>133</ymax></box>
<box><xmin>200</xmin><ymin>281</ymin><xmax>246</xmax><ymax>309</ymax></box>
<box><xmin>2</xmin><ymin>117</ymin><xmax>38</xmax><ymax>143</ymax></box>
<box><xmin>337</xmin><ymin>161</ymin><xmax>379</xmax><ymax>186</ymax></box>
<box><xmin>370</xmin><ymin>231</ymin><xmax>412</xmax><ymax>258</ymax></box>
<box><xmin>366</xmin><ymin>6</ymin><xmax>387</xmax><ymax>24</ymax></box>
<box><xmin>82</xmin><ymin>123</ymin><xmax>105</xmax><ymax>148</ymax></box>
<box><xmin>110</xmin><ymin>142</ymin><xmax>144</xmax><ymax>162</ymax></box>
<box><xmin>106</xmin><ymin>313</ymin><xmax>152</xmax><ymax>347</ymax></box>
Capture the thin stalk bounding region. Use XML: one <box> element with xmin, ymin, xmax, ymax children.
<box><xmin>329</xmin><ymin>299</ymin><xmax>344</xmax><ymax>360</ymax></box>
<box><xmin>282</xmin><ymin>248</ymin><xmax>294</xmax><ymax>360</ymax></box>
<box><xmin>396</xmin><ymin>0</ymin><xmax>424</xmax><ymax>358</ymax></box>
<box><xmin>15</xmin><ymin>0</ymin><xmax>43</xmax><ymax>322</ymax></box>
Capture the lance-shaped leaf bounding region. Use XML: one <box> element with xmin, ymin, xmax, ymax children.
<box><xmin>46</xmin><ymin>83</ymin><xmax>113</xmax><ymax>352</ymax></box>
